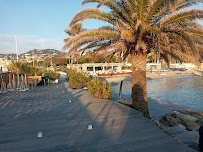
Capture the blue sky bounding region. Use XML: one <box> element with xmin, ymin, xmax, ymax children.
<box><xmin>0</xmin><ymin>0</ymin><xmax>103</xmax><ymax>54</ymax></box>
<box><xmin>0</xmin><ymin>0</ymin><xmax>202</xmax><ymax>54</ymax></box>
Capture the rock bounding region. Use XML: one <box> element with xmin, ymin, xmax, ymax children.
<box><xmin>153</xmin><ymin>120</ymin><xmax>161</xmax><ymax>127</ymax></box>
<box><xmin>178</xmin><ymin>124</ymin><xmax>186</xmax><ymax>130</ymax></box>
<box><xmin>160</xmin><ymin>110</ymin><xmax>203</xmax><ymax>131</ymax></box>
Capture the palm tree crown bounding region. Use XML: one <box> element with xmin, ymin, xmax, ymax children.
<box><xmin>63</xmin><ymin>0</ymin><xmax>203</xmax><ymax>117</ymax></box>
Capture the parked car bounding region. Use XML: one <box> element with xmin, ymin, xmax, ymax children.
<box><xmin>179</xmin><ymin>68</ymin><xmax>188</xmax><ymax>71</ymax></box>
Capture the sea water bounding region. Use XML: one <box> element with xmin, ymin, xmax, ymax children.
<box><xmin>112</xmin><ymin>76</ymin><xmax>203</xmax><ymax>112</ymax></box>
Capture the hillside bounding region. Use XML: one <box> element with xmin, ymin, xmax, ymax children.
<box><xmin>24</xmin><ymin>49</ymin><xmax>60</xmax><ymax>56</ymax></box>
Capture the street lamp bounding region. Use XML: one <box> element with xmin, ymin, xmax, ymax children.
<box><xmin>11</xmin><ymin>35</ymin><xmax>18</xmax><ymax>62</ymax></box>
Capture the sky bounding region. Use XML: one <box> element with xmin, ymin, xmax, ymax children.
<box><xmin>0</xmin><ymin>0</ymin><xmax>202</xmax><ymax>54</ymax></box>
<box><xmin>0</xmin><ymin>0</ymin><xmax>104</xmax><ymax>54</ymax></box>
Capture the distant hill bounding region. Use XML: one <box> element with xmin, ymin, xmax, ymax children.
<box><xmin>21</xmin><ymin>49</ymin><xmax>61</xmax><ymax>56</ymax></box>
<box><xmin>0</xmin><ymin>49</ymin><xmax>65</xmax><ymax>62</ymax></box>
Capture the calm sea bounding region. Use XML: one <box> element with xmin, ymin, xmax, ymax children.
<box><xmin>112</xmin><ymin>76</ymin><xmax>203</xmax><ymax>112</ymax></box>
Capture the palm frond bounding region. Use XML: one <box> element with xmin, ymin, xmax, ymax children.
<box><xmin>81</xmin><ymin>0</ymin><xmax>133</xmax><ymax>27</ymax></box>
<box><xmin>152</xmin><ymin>0</ymin><xmax>203</xmax><ymax>26</ymax></box>
<box><xmin>78</xmin><ymin>40</ymin><xmax>112</xmax><ymax>54</ymax></box>
<box><xmin>136</xmin><ymin>0</ymin><xmax>150</xmax><ymax>21</ymax></box>
<box><xmin>117</xmin><ymin>0</ymin><xmax>132</xmax><ymax>16</ymax></box>
<box><xmin>161</xmin><ymin>9</ymin><xmax>203</xmax><ymax>27</ymax></box>
<box><xmin>187</xmin><ymin>27</ymin><xmax>203</xmax><ymax>39</ymax></box>
<box><xmin>69</xmin><ymin>8</ymin><xmax>125</xmax><ymax>29</ymax></box>
<box><xmin>145</xmin><ymin>0</ymin><xmax>168</xmax><ymax>24</ymax></box>
<box><xmin>176</xmin><ymin>0</ymin><xmax>203</xmax><ymax>11</ymax></box>
<box><xmin>163</xmin><ymin>28</ymin><xmax>201</xmax><ymax>62</ymax></box>
<box><xmin>64</xmin><ymin>0</ymin><xmax>202</xmax><ymax>65</ymax></box>
<box><xmin>63</xmin><ymin>29</ymin><xmax>120</xmax><ymax>50</ymax></box>
<box><xmin>128</xmin><ymin>0</ymin><xmax>139</xmax><ymax>14</ymax></box>
<box><xmin>65</xmin><ymin>23</ymin><xmax>84</xmax><ymax>36</ymax></box>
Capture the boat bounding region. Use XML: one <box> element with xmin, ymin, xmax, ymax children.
<box><xmin>97</xmin><ymin>70</ymin><xmax>132</xmax><ymax>77</ymax></box>
<box><xmin>193</xmin><ymin>72</ymin><xmax>203</xmax><ymax>76</ymax></box>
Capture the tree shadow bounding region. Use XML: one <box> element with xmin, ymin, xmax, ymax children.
<box><xmin>0</xmin><ymin>77</ymin><xmax>194</xmax><ymax>152</ymax></box>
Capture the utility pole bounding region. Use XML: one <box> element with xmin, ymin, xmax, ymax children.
<box><xmin>11</xmin><ymin>35</ymin><xmax>18</xmax><ymax>62</ymax></box>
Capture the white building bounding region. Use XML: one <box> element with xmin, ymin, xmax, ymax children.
<box><xmin>0</xmin><ymin>55</ymin><xmax>11</xmax><ymax>73</ymax></box>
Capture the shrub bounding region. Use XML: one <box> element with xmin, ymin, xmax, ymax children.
<box><xmin>87</xmin><ymin>77</ymin><xmax>111</xmax><ymax>99</ymax></box>
<box><xmin>41</xmin><ymin>70</ymin><xmax>60</xmax><ymax>81</ymax></box>
<box><xmin>49</xmin><ymin>72</ymin><xmax>60</xmax><ymax>81</ymax></box>
<box><xmin>67</xmin><ymin>69</ymin><xmax>89</xmax><ymax>89</ymax></box>
<box><xmin>58</xmin><ymin>65</ymin><xmax>68</xmax><ymax>73</ymax></box>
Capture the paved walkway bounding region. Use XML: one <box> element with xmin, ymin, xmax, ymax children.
<box><xmin>0</xmin><ymin>77</ymin><xmax>196</xmax><ymax>152</ymax></box>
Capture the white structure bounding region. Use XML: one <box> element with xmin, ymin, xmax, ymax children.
<box><xmin>146</xmin><ymin>63</ymin><xmax>162</xmax><ymax>71</ymax></box>
<box><xmin>0</xmin><ymin>55</ymin><xmax>11</xmax><ymax>73</ymax></box>
<box><xmin>67</xmin><ymin>62</ymin><xmax>199</xmax><ymax>75</ymax></box>
<box><xmin>67</xmin><ymin>63</ymin><xmax>128</xmax><ymax>75</ymax></box>
<box><xmin>169</xmin><ymin>63</ymin><xmax>197</xmax><ymax>70</ymax></box>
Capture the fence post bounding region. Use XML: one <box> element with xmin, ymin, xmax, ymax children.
<box><xmin>199</xmin><ymin>125</ymin><xmax>203</xmax><ymax>151</ymax></box>
<box><xmin>32</xmin><ymin>79</ymin><xmax>34</xmax><ymax>89</ymax></box>
<box><xmin>119</xmin><ymin>80</ymin><xmax>123</xmax><ymax>102</ymax></box>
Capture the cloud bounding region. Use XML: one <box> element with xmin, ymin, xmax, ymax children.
<box><xmin>0</xmin><ymin>34</ymin><xmax>64</xmax><ymax>54</ymax></box>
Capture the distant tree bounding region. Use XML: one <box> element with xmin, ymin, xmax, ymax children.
<box><xmin>56</xmin><ymin>53</ymin><xmax>68</xmax><ymax>65</ymax></box>
<box><xmin>6</xmin><ymin>60</ymin><xmax>21</xmax><ymax>74</ymax></box>
<box><xmin>42</xmin><ymin>59</ymin><xmax>51</xmax><ymax>68</ymax></box>
<box><xmin>78</xmin><ymin>56</ymin><xmax>92</xmax><ymax>64</ymax></box>
<box><xmin>7</xmin><ymin>60</ymin><xmax>37</xmax><ymax>76</ymax></box>
<box><xmin>110</xmin><ymin>55</ymin><xmax>116</xmax><ymax>63</ymax></box>
<box><xmin>64</xmin><ymin>23</ymin><xmax>86</xmax><ymax>66</ymax></box>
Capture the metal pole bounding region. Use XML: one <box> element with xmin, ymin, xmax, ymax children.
<box><xmin>119</xmin><ymin>80</ymin><xmax>123</xmax><ymax>102</ymax></box>
<box><xmin>32</xmin><ymin>79</ymin><xmax>34</xmax><ymax>89</ymax></box>
<box><xmin>13</xmin><ymin>74</ymin><xmax>16</xmax><ymax>89</ymax></box>
<box><xmin>69</xmin><ymin>54</ymin><xmax>70</xmax><ymax>65</ymax></box>
<box><xmin>199</xmin><ymin>125</ymin><xmax>203</xmax><ymax>151</ymax></box>
<box><xmin>17</xmin><ymin>74</ymin><xmax>19</xmax><ymax>89</ymax></box>
<box><xmin>9</xmin><ymin>74</ymin><xmax>11</xmax><ymax>89</ymax></box>
<box><xmin>16</xmin><ymin>38</ymin><xmax>18</xmax><ymax>62</ymax></box>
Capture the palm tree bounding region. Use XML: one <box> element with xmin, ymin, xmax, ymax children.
<box><xmin>63</xmin><ymin>0</ymin><xmax>203</xmax><ymax>117</ymax></box>
<box><xmin>6</xmin><ymin>60</ymin><xmax>21</xmax><ymax>74</ymax></box>
<box><xmin>64</xmin><ymin>23</ymin><xmax>86</xmax><ymax>65</ymax></box>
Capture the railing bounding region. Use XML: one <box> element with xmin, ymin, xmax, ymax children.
<box><xmin>0</xmin><ymin>73</ymin><xmax>46</xmax><ymax>93</ymax></box>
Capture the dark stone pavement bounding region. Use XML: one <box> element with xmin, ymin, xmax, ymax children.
<box><xmin>0</xmin><ymin>77</ymin><xmax>196</xmax><ymax>152</ymax></box>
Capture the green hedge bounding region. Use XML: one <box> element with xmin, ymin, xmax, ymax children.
<box><xmin>67</xmin><ymin>69</ymin><xmax>111</xmax><ymax>99</ymax></box>
<box><xmin>87</xmin><ymin>77</ymin><xmax>111</xmax><ymax>99</ymax></box>
<box><xmin>67</xmin><ymin>69</ymin><xmax>89</xmax><ymax>89</ymax></box>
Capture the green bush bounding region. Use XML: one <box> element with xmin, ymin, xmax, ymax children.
<box><xmin>58</xmin><ymin>65</ymin><xmax>68</xmax><ymax>73</ymax></box>
<box><xmin>87</xmin><ymin>77</ymin><xmax>111</xmax><ymax>99</ymax></box>
<box><xmin>48</xmin><ymin>72</ymin><xmax>60</xmax><ymax>81</ymax></box>
<box><xmin>41</xmin><ymin>70</ymin><xmax>60</xmax><ymax>81</ymax></box>
<box><xmin>67</xmin><ymin>69</ymin><xmax>89</xmax><ymax>89</ymax></box>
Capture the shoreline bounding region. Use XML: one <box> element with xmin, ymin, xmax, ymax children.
<box><xmin>103</xmin><ymin>72</ymin><xmax>201</xmax><ymax>151</ymax></box>
<box><xmin>100</xmin><ymin>70</ymin><xmax>194</xmax><ymax>86</ymax></box>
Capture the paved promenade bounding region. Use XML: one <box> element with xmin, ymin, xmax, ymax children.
<box><xmin>0</xmin><ymin>77</ymin><xmax>196</xmax><ymax>152</ymax></box>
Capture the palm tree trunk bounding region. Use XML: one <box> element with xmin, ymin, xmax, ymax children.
<box><xmin>130</xmin><ymin>52</ymin><xmax>149</xmax><ymax>117</ymax></box>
